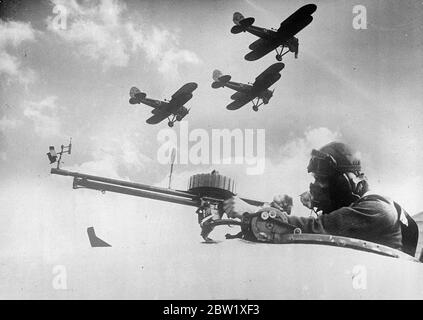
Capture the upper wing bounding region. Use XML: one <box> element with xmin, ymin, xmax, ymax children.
<box><xmin>226</xmin><ymin>93</ymin><xmax>253</xmax><ymax>110</ymax></box>
<box><xmin>171</xmin><ymin>82</ymin><xmax>198</xmax><ymax>98</ymax></box>
<box><xmin>253</xmin><ymin>62</ymin><xmax>284</xmax><ymax>88</ymax></box>
<box><xmin>167</xmin><ymin>82</ymin><xmax>197</xmax><ymax>112</ymax></box>
<box><xmin>277</xmin><ymin>4</ymin><xmax>316</xmax><ymax>39</ymax></box>
<box><xmin>244</xmin><ymin>41</ymin><xmax>280</xmax><ymax>61</ymax></box>
<box><xmin>146</xmin><ymin>111</ymin><xmax>171</xmax><ymax>125</ymax></box>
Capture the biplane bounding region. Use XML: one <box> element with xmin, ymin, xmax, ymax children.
<box><xmin>129</xmin><ymin>82</ymin><xmax>198</xmax><ymax>127</ymax></box>
<box><xmin>231</xmin><ymin>4</ymin><xmax>317</xmax><ymax>61</ymax></box>
<box><xmin>211</xmin><ymin>63</ymin><xmax>284</xmax><ymax>111</ymax></box>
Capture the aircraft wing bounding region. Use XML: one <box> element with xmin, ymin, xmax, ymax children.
<box><xmin>169</xmin><ymin>82</ymin><xmax>198</xmax><ymax>105</ymax></box>
<box><xmin>244</xmin><ymin>41</ymin><xmax>280</xmax><ymax>61</ymax></box>
<box><xmin>146</xmin><ymin>110</ymin><xmax>171</xmax><ymax>124</ymax></box>
<box><xmin>253</xmin><ymin>63</ymin><xmax>284</xmax><ymax>88</ymax></box>
<box><xmin>277</xmin><ymin>4</ymin><xmax>316</xmax><ymax>39</ymax></box>
<box><xmin>226</xmin><ymin>93</ymin><xmax>253</xmax><ymax>110</ymax></box>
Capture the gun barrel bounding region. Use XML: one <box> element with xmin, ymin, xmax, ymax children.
<box><xmin>51</xmin><ymin>168</ymin><xmax>264</xmax><ymax>207</ymax></box>
<box><xmin>75</xmin><ymin>178</ymin><xmax>199</xmax><ymax>207</ymax></box>
<box><xmin>51</xmin><ymin>168</ymin><xmax>194</xmax><ymax>199</ymax></box>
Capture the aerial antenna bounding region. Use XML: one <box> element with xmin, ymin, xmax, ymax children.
<box><xmin>168</xmin><ymin>147</ymin><xmax>176</xmax><ymax>189</ymax></box>
<box><xmin>47</xmin><ymin>138</ymin><xmax>72</xmax><ymax>169</ymax></box>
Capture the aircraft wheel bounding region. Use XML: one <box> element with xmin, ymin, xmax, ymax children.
<box><xmin>168</xmin><ymin>121</ymin><xmax>174</xmax><ymax>127</ymax></box>
<box><xmin>253</xmin><ymin>106</ymin><xmax>259</xmax><ymax>112</ymax></box>
<box><xmin>276</xmin><ymin>54</ymin><xmax>282</xmax><ymax>61</ymax></box>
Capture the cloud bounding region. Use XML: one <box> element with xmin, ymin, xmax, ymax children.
<box><xmin>0</xmin><ymin>20</ymin><xmax>36</xmax><ymax>84</ymax></box>
<box><xmin>47</xmin><ymin>0</ymin><xmax>201</xmax><ymax>75</ymax></box>
<box><xmin>0</xmin><ymin>115</ymin><xmax>22</xmax><ymax>131</ymax></box>
<box><xmin>46</xmin><ymin>0</ymin><xmax>129</xmax><ymax>68</ymax></box>
<box><xmin>65</xmin><ymin>132</ymin><xmax>153</xmax><ymax>180</ymax></box>
<box><xmin>134</xmin><ymin>27</ymin><xmax>201</xmax><ymax>78</ymax></box>
<box><xmin>66</xmin><ymin>154</ymin><xmax>121</xmax><ymax>178</ymax></box>
<box><xmin>23</xmin><ymin>96</ymin><xmax>62</xmax><ymax>137</ymax></box>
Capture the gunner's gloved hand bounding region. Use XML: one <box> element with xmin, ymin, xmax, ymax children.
<box><xmin>270</xmin><ymin>194</ymin><xmax>293</xmax><ymax>215</ymax></box>
<box><xmin>223</xmin><ymin>196</ymin><xmax>259</xmax><ymax>219</ymax></box>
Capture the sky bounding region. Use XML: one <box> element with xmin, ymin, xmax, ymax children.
<box><xmin>1</xmin><ymin>0</ymin><xmax>423</xmax><ymax>298</ymax></box>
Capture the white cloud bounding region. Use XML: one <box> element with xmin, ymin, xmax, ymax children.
<box><xmin>64</xmin><ymin>133</ymin><xmax>153</xmax><ymax>180</ymax></box>
<box><xmin>0</xmin><ymin>115</ymin><xmax>22</xmax><ymax>131</ymax></box>
<box><xmin>23</xmin><ymin>96</ymin><xmax>62</xmax><ymax>137</ymax></box>
<box><xmin>135</xmin><ymin>27</ymin><xmax>201</xmax><ymax>78</ymax></box>
<box><xmin>66</xmin><ymin>154</ymin><xmax>121</xmax><ymax>178</ymax></box>
<box><xmin>0</xmin><ymin>20</ymin><xmax>36</xmax><ymax>84</ymax></box>
<box><xmin>47</xmin><ymin>0</ymin><xmax>201</xmax><ymax>75</ymax></box>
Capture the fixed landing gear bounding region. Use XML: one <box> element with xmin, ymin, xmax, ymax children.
<box><xmin>251</xmin><ymin>97</ymin><xmax>264</xmax><ymax>111</ymax></box>
<box><xmin>274</xmin><ymin>46</ymin><xmax>290</xmax><ymax>62</ymax></box>
<box><xmin>167</xmin><ymin>115</ymin><xmax>176</xmax><ymax>127</ymax></box>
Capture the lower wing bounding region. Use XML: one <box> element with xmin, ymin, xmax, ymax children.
<box><xmin>146</xmin><ymin>111</ymin><xmax>171</xmax><ymax>124</ymax></box>
<box><xmin>244</xmin><ymin>40</ymin><xmax>280</xmax><ymax>61</ymax></box>
<box><xmin>226</xmin><ymin>93</ymin><xmax>253</xmax><ymax>110</ymax></box>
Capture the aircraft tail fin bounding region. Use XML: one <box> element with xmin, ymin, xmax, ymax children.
<box><xmin>231</xmin><ymin>12</ymin><xmax>254</xmax><ymax>33</ymax></box>
<box><xmin>212</xmin><ymin>70</ymin><xmax>231</xmax><ymax>88</ymax></box>
<box><xmin>212</xmin><ymin>69</ymin><xmax>223</xmax><ymax>81</ymax></box>
<box><xmin>233</xmin><ymin>12</ymin><xmax>245</xmax><ymax>25</ymax></box>
<box><xmin>129</xmin><ymin>86</ymin><xmax>147</xmax><ymax>104</ymax></box>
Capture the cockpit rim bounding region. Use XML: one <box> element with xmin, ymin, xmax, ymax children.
<box><xmin>266</xmin><ymin>233</ymin><xmax>419</xmax><ymax>262</ymax></box>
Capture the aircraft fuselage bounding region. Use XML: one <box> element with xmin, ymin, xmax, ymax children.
<box><xmin>222</xmin><ymin>81</ymin><xmax>253</xmax><ymax>93</ymax></box>
<box><xmin>245</xmin><ymin>25</ymin><xmax>279</xmax><ymax>41</ymax></box>
<box><xmin>224</xmin><ymin>80</ymin><xmax>274</xmax><ymax>104</ymax></box>
<box><xmin>245</xmin><ymin>26</ymin><xmax>299</xmax><ymax>52</ymax></box>
<box><xmin>140</xmin><ymin>98</ymin><xmax>167</xmax><ymax>109</ymax></box>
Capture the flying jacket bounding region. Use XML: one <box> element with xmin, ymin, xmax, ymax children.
<box><xmin>248</xmin><ymin>194</ymin><xmax>418</xmax><ymax>256</ymax></box>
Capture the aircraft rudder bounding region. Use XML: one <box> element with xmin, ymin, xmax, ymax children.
<box><xmin>233</xmin><ymin>12</ymin><xmax>245</xmax><ymax>25</ymax></box>
<box><xmin>129</xmin><ymin>86</ymin><xmax>140</xmax><ymax>98</ymax></box>
<box><xmin>212</xmin><ymin>69</ymin><xmax>223</xmax><ymax>81</ymax></box>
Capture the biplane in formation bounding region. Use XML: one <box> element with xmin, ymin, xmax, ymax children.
<box><xmin>231</xmin><ymin>3</ymin><xmax>317</xmax><ymax>61</ymax></box>
<box><xmin>211</xmin><ymin>63</ymin><xmax>284</xmax><ymax>111</ymax></box>
<box><xmin>129</xmin><ymin>82</ymin><xmax>198</xmax><ymax>127</ymax></box>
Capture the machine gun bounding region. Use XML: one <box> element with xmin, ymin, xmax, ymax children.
<box><xmin>51</xmin><ymin>168</ymin><xmax>264</xmax><ymax>242</ymax></box>
<box><xmin>48</xmin><ymin>143</ymin><xmax>265</xmax><ymax>243</ymax></box>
